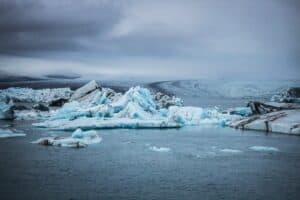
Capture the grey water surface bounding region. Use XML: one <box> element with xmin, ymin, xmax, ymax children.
<box><xmin>0</xmin><ymin>80</ymin><xmax>300</xmax><ymax>200</ymax></box>
<box><xmin>1</xmin><ymin>120</ymin><xmax>300</xmax><ymax>200</ymax></box>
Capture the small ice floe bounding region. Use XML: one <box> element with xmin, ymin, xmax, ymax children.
<box><xmin>220</xmin><ymin>148</ymin><xmax>243</xmax><ymax>153</ymax></box>
<box><xmin>32</xmin><ymin>128</ymin><xmax>102</xmax><ymax>148</ymax></box>
<box><xmin>195</xmin><ymin>151</ymin><xmax>217</xmax><ymax>158</ymax></box>
<box><xmin>249</xmin><ymin>146</ymin><xmax>279</xmax><ymax>152</ymax></box>
<box><xmin>0</xmin><ymin>128</ymin><xmax>26</xmax><ymax>138</ymax></box>
<box><xmin>149</xmin><ymin>146</ymin><xmax>171</xmax><ymax>152</ymax></box>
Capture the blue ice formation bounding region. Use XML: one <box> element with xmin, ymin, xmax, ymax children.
<box><xmin>33</xmin><ymin>81</ymin><xmax>239</xmax><ymax>130</ymax></box>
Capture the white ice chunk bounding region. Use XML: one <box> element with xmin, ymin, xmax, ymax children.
<box><xmin>168</xmin><ymin>106</ymin><xmax>237</xmax><ymax>126</ymax></box>
<box><xmin>249</xmin><ymin>146</ymin><xmax>279</xmax><ymax>152</ymax></box>
<box><xmin>32</xmin><ymin>128</ymin><xmax>102</xmax><ymax>148</ymax></box>
<box><xmin>149</xmin><ymin>146</ymin><xmax>171</xmax><ymax>152</ymax></box>
<box><xmin>220</xmin><ymin>149</ymin><xmax>243</xmax><ymax>153</ymax></box>
<box><xmin>0</xmin><ymin>129</ymin><xmax>26</xmax><ymax>138</ymax></box>
<box><xmin>111</xmin><ymin>86</ymin><xmax>157</xmax><ymax>113</ymax></box>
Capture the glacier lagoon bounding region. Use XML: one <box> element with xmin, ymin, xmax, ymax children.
<box><xmin>0</xmin><ymin>79</ymin><xmax>300</xmax><ymax>199</ymax></box>
<box><xmin>1</xmin><ymin>120</ymin><xmax>300</xmax><ymax>200</ymax></box>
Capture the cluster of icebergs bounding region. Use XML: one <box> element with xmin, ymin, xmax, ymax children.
<box><xmin>1</xmin><ymin>80</ymin><xmax>299</xmax><ymax>148</ymax></box>
<box><xmin>30</xmin><ymin>80</ymin><xmax>241</xmax><ymax>130</ymax></box>
<box><xmin>0</xmin><ymin>87</ymin><xmax>72</xmax><ymax>120</ymax></box>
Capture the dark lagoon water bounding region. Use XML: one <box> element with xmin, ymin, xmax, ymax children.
<box><xmin>1</xmin><ymin>80</ymin><xmax>300</xmax><ymax>199</ymax></box>
<box><xmin>1</xmin><ymin>120</ymin><xmax>300</xmax><ymax>200</ymax></box>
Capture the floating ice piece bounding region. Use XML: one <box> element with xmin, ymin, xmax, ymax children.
<box><xmin>149</xmin><ymin>146</ymin><xmax>171</xmax><ymax>152</ymax></box>
<box><xmin>34</xmin><ymin>118</ymin><xmax>181</xmax><ymax>130</ymax></box>
<box><xmin>229</xmin><ymin>109</ymin><xmax>300</xmax><ymax>135</ymax></box>
<box><xmin>0</xmin><ymin>128</ymin><xmax>26</xmax><ymax>138</ymax></box>
<box><xmin>220</xmin><ymin>149</ymin><xmax>243</xmax><ymax>153</ymax></box>
<box><xmin>33</xmin><ymin>128</ymin><xmax>102</xmax><ymax>148</ymax></box>
<box><xmin>168</xmin><ymin>106</ymin><xmax>237</xmax><ymax>126</ymax></box>
<box><xmin>249</xmin><ymin>146</ymin><xmax>279</xmax><ymax>152</ymax></box>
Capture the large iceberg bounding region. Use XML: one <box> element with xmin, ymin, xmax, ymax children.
<box><xmin>33</xmin><ymin>81</ymin><xmax>237</xmax><ymax>130</ymax></box>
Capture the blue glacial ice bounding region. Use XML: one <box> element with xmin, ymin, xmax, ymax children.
<box><xmin>33</xmin><ymin>81</ymin><xmax>241</xmax><ymax>130</ymax></box>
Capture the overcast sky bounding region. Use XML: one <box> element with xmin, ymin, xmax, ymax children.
<box><xmin>0</xmin><ymin>0</ymin><xmax>299</xmax><ymax>81</ymax></box>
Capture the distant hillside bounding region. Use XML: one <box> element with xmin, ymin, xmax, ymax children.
<box><xmin>44</xmin><ymin>74</ymin><xmax>81</xmax><ymax>80</ymax></box>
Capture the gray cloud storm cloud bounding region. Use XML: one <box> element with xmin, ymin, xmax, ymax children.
<box><xmin>0</xmin><ymin>0</ymin><xmax>299</xmax><ymax>80</ymax></box>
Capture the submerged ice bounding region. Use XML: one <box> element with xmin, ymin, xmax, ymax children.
<box><xmin>33</xmin><ymin>128</ymin><xmax>102</xmax><ymax>148</ymax></box>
